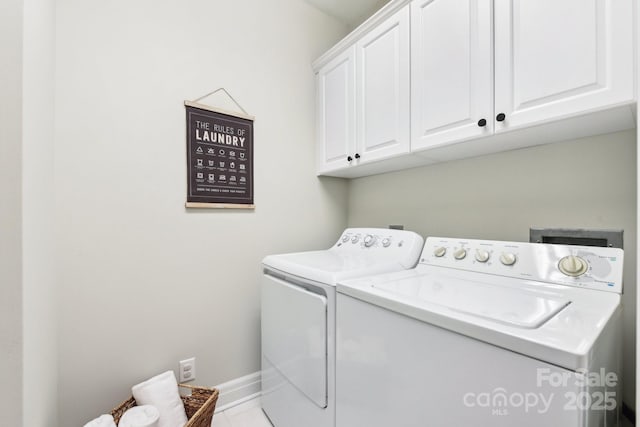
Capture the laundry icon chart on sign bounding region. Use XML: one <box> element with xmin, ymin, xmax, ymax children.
<box><xmin>185</xmin><ymin>103</ymin><xmax>253</xmax><ymax>205</ymax></box>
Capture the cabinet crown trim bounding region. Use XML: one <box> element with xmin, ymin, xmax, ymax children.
<box><xmin>312</xmin><ymin>0</ymin><xmax>412</xmax><ymax>72</ymax></box>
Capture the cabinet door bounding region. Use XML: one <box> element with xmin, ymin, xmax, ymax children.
<box><xmin>316</xmin><ymin>47</ymin><xmax>356</xmax><ymax>174</ymax></box>
<box><xmin>411</xmin><ymin>0</ymin><xmax>493</xmax><ymax>152</ymax></box>
<box><xmin>355</xmin><ymin>6</ymin><xmax>410</xmax><ymax>164</ymax></box>
<box><xmin>494</xmin><ymin>0</ymin><xmax>634</xmax><ymax>132</ymax></box>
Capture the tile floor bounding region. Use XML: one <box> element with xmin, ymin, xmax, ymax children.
<box><xmin>212</xmin><ymin>397</ymin><xmax>635</xmax><ymax>427</ymax></box>
<box><xmin>212</xmin><ymin>397</ymin><xmax>272</xmax><ymax>427</ymax></box>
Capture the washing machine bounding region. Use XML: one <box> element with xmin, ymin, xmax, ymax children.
<box><xmin>261</xmin><ymin>228</ymin><xmax>424</xmax><ymax>427</ymax></box>
<box><xmin>336</xmin><ymin>236</ymin><xmax>623</xmax><ymax>427</ymax></box>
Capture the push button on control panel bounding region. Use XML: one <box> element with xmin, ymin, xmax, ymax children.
<box><xmin>351</xmin><ymin>235</ymin><xmax>360</xmax><ymax>244</ymax></box>
<box><xmin>382</xmin><ymin>238</ymin><xmax>391</xmax><ymax>247</ymax></box>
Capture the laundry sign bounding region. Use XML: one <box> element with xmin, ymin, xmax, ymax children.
<box><xmin>184</xmin><ymin>99</ymin><xmax>254</xmax><ymax>209</ymax></box>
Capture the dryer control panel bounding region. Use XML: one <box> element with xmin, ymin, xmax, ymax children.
<box><xmin>334</xmin><ymin>228</ymin><xmax>425</xmax><ymax>270</ymax></box>
<box><xmin>421</xmin><ymin>237</ymin><xmax>624</xmax><ymax>293</ymax></box>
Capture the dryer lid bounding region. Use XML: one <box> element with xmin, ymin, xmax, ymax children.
<box><xmin>372</xmin><ymin>275</ymin><xmax>571</xmax><ymax>329</ymax></box>
<box><xmin>262</xmin><ymin>228</ymin><xmax>425</xmax><ymax>285</ymax></box>
<box><xmin>263</xmin><ymin>250</ymin><xmax>408</xmax><ymax>286</ymax></box>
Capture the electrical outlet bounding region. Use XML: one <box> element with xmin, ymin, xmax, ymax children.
<box><xmin>179</xmin><ymin>357</ymin><xmax>196</xmax><ymax>383</ymax></box>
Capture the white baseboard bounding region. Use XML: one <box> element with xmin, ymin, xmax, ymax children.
<box><xmin>214</xmin><ymin>371</ymin><xmax>261</xmax><ymax>413</ymax></box>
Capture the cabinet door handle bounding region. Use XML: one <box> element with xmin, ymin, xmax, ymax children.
<box><xmin>347</xmin><ymin>156</ymin><xmax>353</xmax><ymax>162</ymax></box>
<box><xmin>355</xmin><ymin>153</ymin><xmax>361</xmax><ymax>159</ymax></box>
<box><xmin>477</xmin><ymin>118</ymin><xmax>487</xmax><ymax>127</ymax></box>
<box><xmin>496</xmin><ymin>113</ymin><xmax>506</xmax><ymax>122</ymax></box>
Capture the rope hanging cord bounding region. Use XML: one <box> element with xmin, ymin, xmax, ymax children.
<box><xmin>193</xmin><ymin>88</ymin><xmax>249</xmax><ymax>116</ymax></box>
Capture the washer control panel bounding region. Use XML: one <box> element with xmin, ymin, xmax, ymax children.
<box><xmin>421</xmin><ymin>237</ymin><xmax>624</xmax><ymax>293</ymax></box>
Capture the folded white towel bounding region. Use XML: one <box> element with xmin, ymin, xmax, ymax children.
<box><xmin>83</xmin><ymin>414</ymin><xmax>117</xmax><ymax>427</ymax></box>
<box><xmin>118</xmin><ymin>405</ymin><xmax>160</xmax><ymax>427</ymax></box>
<box><xmin>131</xmin><ymin>371</ymin><xmax>188</xmax><ymax>427</ymax></box>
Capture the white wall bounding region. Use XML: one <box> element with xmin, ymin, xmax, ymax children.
<box><xmin>348</xmin><ymin>130</ymin><xmax>637</xmax><ymax>409</ymax></box>
<box><xmin>0</xmin><ymin>0</ymin><xmax>24</xmax><ymax>425</ymax></box>
<box><xmin>22</xmin><ymin>0</ymin><xmax>57</xmax><ymax>425</ymax></box>
<box><xmin>350</xmin><ymin>0</ymin><xmax>391</xmax><ymax>29</ymax></box>
<box><xmin>55</xmin><ymin>0</ymin><xmax>349</xmax><ymax>425</ymax></box>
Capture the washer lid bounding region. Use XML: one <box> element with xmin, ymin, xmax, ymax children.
<box><xmin>337</xmin><ymin>266</ymin><xmax>621</xmax><ymax>371</ymax></box>
<box><xmin>373</xmin><ymin>277</ymin><xmax>571</xmax><ymax>329</ymax></box>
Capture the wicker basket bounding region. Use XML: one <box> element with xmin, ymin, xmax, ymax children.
<box><xmin>111</xmin><ymin>384</ymin><xmax>219</xmax><ymax>427</ymax></box>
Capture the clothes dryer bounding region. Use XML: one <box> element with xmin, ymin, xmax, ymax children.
<box><xmin>261</xmin><ymin>228</ymin><xmax>424</xmax><ymax>427</ymax></box>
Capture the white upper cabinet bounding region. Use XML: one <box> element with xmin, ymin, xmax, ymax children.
<box><xmin>356</xmin><ymin>6</ymin><xmax>410</xmax><ymax>163</ymax></box>
<box><xmin>411</xmin><ymin>0</ymin><xmax>493</xmax><ymax>151</ymax></box>
<box><xmin>316</xmin><ymin>47</ymin><xmax>356</xmax><ymax>174</ymax></box>
<box><xmin>315</xmin><ymin>3</ymin><xmax>411</xmax><ymax>175</ymax></box>
<box><xmin>314</xmin><ymin>0</ymin><xmax>635</xmax><ymax>177</ymax></box>
<box><xmin>494</xmin><ymin>0</ymin><xmax>635</xmax><ymax>132</ymax></box>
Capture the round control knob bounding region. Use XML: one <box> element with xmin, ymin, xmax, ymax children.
<box><xmin>382</xmin><ymin>238</ymin><xmax>391</xmax><ymax>247</ymax></box>
<box><xmin>351</xmin><ymin>235</ymin><xmax>360</xmax><ymax>244</ymax></box>
<box><xmin>558</xmin><ymin>255</ymin><xmax>588</xmax><ymax>277</ymax></box>
<box><xmin>341</xmin><ymin>235</ymin><xmax>350</xmax><ymax>243</ymax></box>
<box><xmin>364</xmin><ymin>235</ymin><xmax>375</xmax><ymax>247</ymax></box>
<box><xmin>433</xmin><ymin>247</ymin><xmax>447</xmax><ymax>257</ymax></box>
<box><xmin>500</xmin><ymin>252</ymin><xmax>517</xmax><ymax>266</ymax></box>
<box><xmin>453</xmin><ymin>248</ymin><xmax>467</xmax><ymax>260</ymax></box>
<box><xmin>475</xmin><ymin>249</ymin><xmax>490</xmax><ymax>263</ymax></box>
